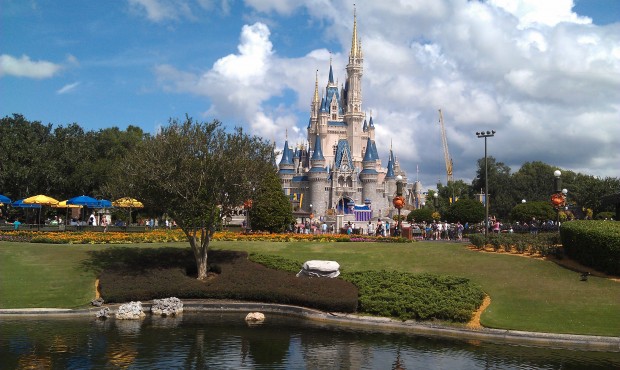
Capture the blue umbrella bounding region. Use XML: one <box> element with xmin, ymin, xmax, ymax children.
<box><xmin>0</xmin><ymin>194</ymin><xmax>12</xmax><ymax>204</ymax></box>
<box><xmin>67</xmin><ymin>195</ymin><xmax>101</xmax><ymax>207</ymax></box>
<box><xmin>12</xmin><ymin>199</ymin><xmax>42</xmax><ymax>208</ymax></box>
<box><xmin>95</xmin><ymin>199</ymin><xmax>113</xmax><ymax>208</ymax></box>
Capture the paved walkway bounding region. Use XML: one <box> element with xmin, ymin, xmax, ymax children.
<box><xmin>2</xmin><ymin>300</ymin><xmax>619</xmax><ymax>352</ymax></box>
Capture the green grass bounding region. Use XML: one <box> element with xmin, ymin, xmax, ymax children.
<box><xmin>1</xmin><ymin>240</ymin><xmax>619</xmax><ymax>336</ymax></box>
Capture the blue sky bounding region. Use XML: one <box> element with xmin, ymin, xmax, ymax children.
<box><xmin>2</xmin><ymin>0</ymin><xmax>619</xmax><ymax>190</ymax></box>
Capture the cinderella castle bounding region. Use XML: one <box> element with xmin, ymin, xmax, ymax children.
<box><xmin>278</xmin><ymin>12</ymin><xmax>422</xmax><ymax>224</ymax></box>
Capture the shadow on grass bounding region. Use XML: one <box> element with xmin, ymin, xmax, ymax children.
<box><xmin>81</xmin><ymin>247</ymin><xmax>247</xmax><ymax>276</ymax></box>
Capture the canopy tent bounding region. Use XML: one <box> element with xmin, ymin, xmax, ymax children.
<box><xmin>0</xmin><ymin>194</ymin><xmax>12</xmax><ymax>204</ymax></box>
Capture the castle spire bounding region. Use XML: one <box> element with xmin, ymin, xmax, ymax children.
<box><xmin>350</xmin><ymin>5</ymin><xmax>359</xmax><ymax>59</ymax></box>
<box><xmin>313</xmin><ymin>70</ymin><xmax>319</xmax><ymax>104</ymax></box>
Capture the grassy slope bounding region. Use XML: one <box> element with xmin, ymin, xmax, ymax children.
<box><xmin>0</xmin><ymin>240</ymin><xmax>618</xmax><ymax>336</ymax></box>
<box><xmin>210</xmin><ymin>241</ymin><xmax>620</xmax><ymax>336</ymax></box>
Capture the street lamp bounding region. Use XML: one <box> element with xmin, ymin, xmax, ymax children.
<box><xmin>476</xmin><ymin>130</ymin><xmax>496</xmax><ymax>239</ymax></box>
<box><xmin>393</xmin><ymin>175</ymin><xmax>404</xmax><ymax>237</ymax></box>
<box><xmin>522</xmin><ymin>199</ymin><xmax>526</xmax><ymax>204</ymax></box>
<box><xmin>433</xmin><ymin>192</ymin><xmax>439</xmax><ymax>208</ymax></box>
<box><xmin>551</xmin><ymin>170</ymin><xmax>568</xmax><ymax>229</ymax></box>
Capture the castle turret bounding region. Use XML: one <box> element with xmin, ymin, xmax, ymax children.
<box><xmin>308</xmin><ymin>135</ymin><xmax>328</xmax><ymax>216</ymax></box>
<box><xmin>278</xmin><ymin>140</ymin><xmax>295</xmax><ymax>197</ymax></box>
<box><xmin>359</xmin><ymin>137</ymin><xmax>379</xmax><ymax>206</ymax></box>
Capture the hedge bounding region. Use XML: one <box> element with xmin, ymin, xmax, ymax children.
<box><xmin>560</xmin><ymin>220</ymin><xmax>620</xmax><ymax>275</ymax></box>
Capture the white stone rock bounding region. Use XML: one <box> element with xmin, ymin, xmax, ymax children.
<box><xmin>296</xmin><ymin>260</ymin><xmax>340</xmax><ymax>278</ymax></box>
<box><xmin>151</xmin><ymin>297</ymin><xmax>184</xmax><ymax>316</ymax></box>
<box><xmin>115</xmin><ymin>301</ymin><xmax>146</xmax><ymax>320</ymax></box>
<box><xmin>245</xmin><ymin>312</ymin><xmax>265</xmax><ymax>322</ymax></box>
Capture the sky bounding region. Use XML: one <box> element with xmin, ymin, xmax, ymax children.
<box><xmin>1</xmin><ymin>0</ymin><xmax>619</xmax><ymax>191</ymax></box>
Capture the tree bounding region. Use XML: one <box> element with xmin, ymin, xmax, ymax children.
<box><xmin>472</xmin><ymin>156</ymin><xmax>512</xmax><ymax>219</ymax></box>
<box><xmin>509</xmin><ymin>201</ymin><xmax>556</xmax><ymax>222</ymax></box>
<box><xmin>110</xmin><ymin>116</ymin><xmax>274</xmax><ymax>280</ymax></box>
<box><xmin>406</xmin><ymin>208</ymin><xmax>435</xmax><ymax>223</ymax></box>
<box><xmin>445</xmin><ymin>198</ymin><xmax>485</xmax><ymax>224</ymax></box>
<box><xmin>249</xmin><ymin>171</ymin><xmax>294</xmax><ymax>232</ymax></box>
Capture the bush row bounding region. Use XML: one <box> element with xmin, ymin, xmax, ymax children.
<box><xmin>98</xmin><ymin>249</ymin><xmax>358</xmax><ymax>313</ymax></box>
<box><xmin>249</xmin><ymin>254</ymin><xmax>485</xmax><ymax>323</ymax></box>
<box><xmin>468</xmin><ymin>233</ymin><xmax>561</xmax><ymax>257</ymax></box>
<box><xmin>560</xmin><ymin>220</ymin><xmax>620</xmax><ymax>275</ymax></box>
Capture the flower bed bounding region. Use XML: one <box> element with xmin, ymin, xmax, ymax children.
<box><xmin>0</xmin><ymin>229</ymin><xmax>413</xmax><ymax>244</ymax></box>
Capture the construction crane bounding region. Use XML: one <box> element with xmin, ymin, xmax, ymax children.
<box><xmin>438</xmin><ymin>109</ymin><xmax>453</xmax><ymax>184</ymax></box>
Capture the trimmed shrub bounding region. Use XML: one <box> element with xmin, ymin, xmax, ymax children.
<box><xmin>561</xmin><ymin>221</ymin><xmax>620</xmax><ymax>275</ymax></box>
<box><xmin>342</xmin><ymin>270</ymin><xmax>485</xmax><ymax>322</ymax></box>
<box><xmin>97</xmin><ymin>249</ymin><xmax>358</xmax><ymax>313</ymax></box>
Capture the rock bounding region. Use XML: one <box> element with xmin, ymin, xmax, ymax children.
<box><xmin>151</xmin><ymin>297</ymin><xmax>184</xmax><ymax>317</ymax></box>
<box><xmin>296</xmin><ymin>260</ymin><xmax>340</xmax><ymax>278</ymax></box>
<box><xmin>91</xmin><ymin>298</ymin><xmax>104</xmax><ymax>307</ymax></box>
<box><xmin>96</xmin><ymin>307</ymin><xmax>110</xmax><ymax>320</ymax></box>
<box><xmin>115</xmin><ymin>301</ymin><xmax>146</xmax><ymax>320</ymax></box>
<box><xmin>245</xmin><ymin>312</ymin><xmax>265</xmax><ymax>322</ymax></box>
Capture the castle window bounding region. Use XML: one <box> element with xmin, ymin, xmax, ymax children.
<box><xmin>332</xmin><ymin>114</ymin><xmax>337</xmax><ymax>120</ymax></box>
<box><xmin>333</xmin><ymin>145</ymin><xmax>337</xmax><ymax>155</ymax></box>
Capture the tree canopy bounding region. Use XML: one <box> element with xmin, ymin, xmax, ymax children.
<box><xmin>106</xmin><ymin>116</ymin><xmax>275</xmax><ymax>279</ymax></box>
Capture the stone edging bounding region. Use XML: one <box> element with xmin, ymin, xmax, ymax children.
<box><xmin>1</xmin><ymin>301</ymin><xmax>618</xmax><ymax>352</ymax></box>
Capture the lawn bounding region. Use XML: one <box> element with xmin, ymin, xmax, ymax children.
<box><xmin>1</xmin><ymin>240</ymin><xmax>619</xmax><ymax>336</ymax></box>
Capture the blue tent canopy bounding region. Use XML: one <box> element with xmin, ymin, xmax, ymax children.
<box><xmin>0</xmin><ymin>194</ymin><xmax>12</xmax><ymax>204</ymax></box>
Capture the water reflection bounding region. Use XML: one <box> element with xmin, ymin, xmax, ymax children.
<box><xmin>1</xmin><ymin>313</ymin><xmax>618</xmax><ymax>369</ymax></box>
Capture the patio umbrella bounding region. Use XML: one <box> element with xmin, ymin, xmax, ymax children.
<box><xmin>66</xmin><ymin>195</ymin><xmax>100</xmax><ymax>207</ymax></box>
<box><xmin>12</xmin><ymin>199</ymin><xmax>42</xmax><ymax>208</ymax></box>
<box><xmin>112</xmin><ymin>197</ymin><xmax>144</xmax><ymax>208</ymax></box>
<box><xmin>23</xmin><ymin>194</ymin><xmax>59</xmax><ymax>206</ymax></box>
<box><xmin>12</xmin><ymin>199</ymin><xmax>42</xmax><ymax>228</ymax></box>
<box><xmin>22</xmin><ymin>195</ymin><xmax>59</xmax><ymax>228</ymax></box>
<box><xmin>0</xmin><ymin>194</ymin><xmax>12</xmax><ymax>204</ymax></box>
<box><xmin>113</xmin><ymin>197</ymin><xmax>144</xmax><ymax>226</ymax></box>
<box><xmin>53</xmin><ymin>200</ymin><xmax>83</xmax><ymax>226</ymax></box>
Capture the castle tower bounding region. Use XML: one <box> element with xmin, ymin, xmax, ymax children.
<box><xmin>308</xmin><ymin>135</ymin><xmax>328</xmax><ymax>216</ymax></box>
<box><xmin>359</xmin><ymin>137</ymin><xmax>379</xmax><ymax>205</ymax></box>
<box><xmin>344</xmin><ymin>8</ymin><xmax>365</xmax><ymax>167</ymax></box>
<box><xmin>278</xmin><ymin>140</ymin><xmax>295</xmax><ymax>197</ymax></box>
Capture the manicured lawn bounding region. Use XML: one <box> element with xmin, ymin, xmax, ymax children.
<box><xmin>1</xmin><ymin>240</ymin><xmax>619</xmax><ymax>336</ymax></box>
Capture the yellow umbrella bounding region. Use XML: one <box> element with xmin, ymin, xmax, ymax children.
<box><xmin>113</xmin><ymin>197</ymin><xmax>144</xmax><ymax>208</ymax></box>
<box><xmin>53</xmin><ymin>200</ymin><xmax>83</xmax><ymax>208</ymax></box>
<box><xmin>23</xmin><ymin>194</ymin><xmax>60</xmax><ymax>206</ymax></box>
<box><xmin>113</xmin><ymin>197</ymin><xmax>144</xmax><ymax>227</ymax></box>
<box><xmin>22</xmin><ymin>194</ymin><xmax>60</xmax><ymax>228</ymax></box>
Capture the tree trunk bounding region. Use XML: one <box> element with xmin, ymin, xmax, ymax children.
<box><xmin>189</xmin><ymin>235</ymin><xmax>209</xmax><ymax>280</ymax></box>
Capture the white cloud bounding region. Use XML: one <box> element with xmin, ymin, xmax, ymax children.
<box><xmin>489</xmin><ymin>0</ymin><xmax>591</xmax><ymax>28</ymax></box>
<box><xmin>154</xmin><ymin>0</ymin><xmax>620</xmax><ymax>188</ymax></box>
<box><xmin>0</xmin><ymin>54</ymin><xmax>62</xmax><ymax>79</ymax></box>
<box><xmin>57</xmin><ymin>82</ymin><xmax>81</xmax><ymax>94</ymax></box>
<box><xmin>128</xmin><ymin>0</ymin><xmax>193</xmax><ymax>22</ymax></box>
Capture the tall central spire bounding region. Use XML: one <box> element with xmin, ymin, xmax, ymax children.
<box><xmin>350</xmin><ymin>5</ymin><xmax>359</xmax><ymax>58</ymax></box>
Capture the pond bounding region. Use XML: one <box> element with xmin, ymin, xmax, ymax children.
<box><xmin>1</xmin><ymin>313</ymin><xmax>618</xmax><ymax>369</ymax></box>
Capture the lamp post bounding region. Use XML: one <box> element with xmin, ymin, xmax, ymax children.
<box><xmin>522</xmin><ymin>199</ymin><xmax>526</xmax><ymax>204</ymax></box>
<box><xmin>476</xmin><ymin>130</ymin><xmax>495</xmax><ymax>239</ymax></box>
<box><xmin>393</xmin><ymin>175</ymin><xmax>404</xmax><ymax>237</ymax></box>
<box><xmin>433</xmin><ymin>192</ymin><xmax>439</xmax><ymax>209</ymax></box>
<box><xmin>551</xmin><ymin>170</ymin><xmax>568</xmax><ymax>230</ymax></box>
